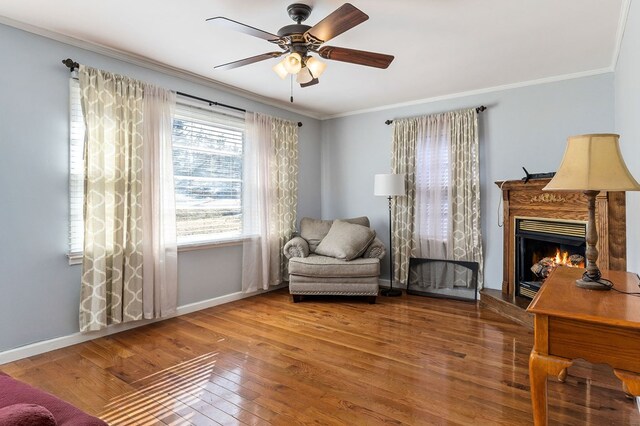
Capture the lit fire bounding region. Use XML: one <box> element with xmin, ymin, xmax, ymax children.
<box><xmin>530</xmin><ymin>249</ymin><xmax>585</xmax><ymax>279</ymax></box>
<box><xmin>553</xmin><ymin>249</ymin><xmax>584</xmax><ymax>268</ymax></box>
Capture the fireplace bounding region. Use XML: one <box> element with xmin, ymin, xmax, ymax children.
<box><xmin>515</xmin><ymin>218</ymin><xmax>586</xmax><ymax>299</ymax></box>
<box><xmin>495</xmin><ymin>178</ymin><xmax>626</xmax><ymax>298</ymax></box>
<box><xmin>480</xmin><ymin>179</ymin><xmax>627</xmax><ymax>328</ymax></box>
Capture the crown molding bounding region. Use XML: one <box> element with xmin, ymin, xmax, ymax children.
<box><xmin>321</xmin><ymin>67</ymin><xmax>614</xmax><ymax>120</ymax></box>
<box><xmin>611</xmin><ymin>0</ymin><xmax>632</xmax><ymax>71</ymax></box>
<box><xmin>0</xmin><ymin>15</ymin><xmax>323</xmax><ymax>120</ymax></box>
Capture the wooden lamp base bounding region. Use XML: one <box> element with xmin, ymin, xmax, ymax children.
<box><xmin>576</xmin><ymin>190</ymin><xmax>613</xmax><ymax>291</ymax></box>
<box><xmin>575</xmin><ymin>276</ymin><xmax>613</xmax><ymax>290</ymax></box>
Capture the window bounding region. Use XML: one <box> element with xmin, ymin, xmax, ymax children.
<box><xmin>68</xmin><ymin>84</ymin><xmax>246</xmax><ymax>256</ymax></box>
<box><xmin>172</xmin><ymin>102</ymin><xmax>244</xmax><ymax>245</ymax></box>
<box><xmin>415</xmin><ymin>128</ymin><xmax>450</xmax><ymax>241</ymax></box>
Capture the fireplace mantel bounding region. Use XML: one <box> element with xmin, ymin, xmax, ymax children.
<box><xmin>496</xmin><ymin>178</ymin><xmax>626</xmax><ymax>296</ymax></box>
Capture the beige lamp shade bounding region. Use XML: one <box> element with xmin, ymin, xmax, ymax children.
<box><xmin>272</xmin><ymin>60</ymin><xmax>288</xmax><ymax>79</ymax></box>
<box><xmin>374</xmin><ymin>173</ymin><xmax>406</xmax><ymax>196</ymax></box>
<box><xmin>283</xmin><ymin>53</ymin><xmax>302</xmax><ymax>74</ymax></box>
<box><xmin>296</xmin><ymin>67</ymin><xmax>313</xmax><ymax>84</ymax></box>
<box><xmin>306</xmin><ymin>56</ymin><xmax>327</xmax><ymax>78</ymax></box>
<box><xmin>543</xmin><ymin>133</ymin><xmax>640</xmax><ymax>192</ymax></box>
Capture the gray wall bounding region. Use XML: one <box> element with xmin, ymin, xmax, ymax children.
<box><xmin>320</xmin><ymin>74</ymin><xmax>615</xmax><ymax>289</ymax></box>
<box><xmin>0</xmin><ymin>23</ymin><xmax>322</xmax><ymax>352</ymax></box>
<box><xmin>615</xmin><ymin>0</ymin><xmax>640</xmax><ymax>276</ymax></box>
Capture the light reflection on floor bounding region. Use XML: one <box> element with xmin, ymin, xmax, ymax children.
<box><xmin>100</xmin><ymin>352</ymin><xmax>219</xmax><ymax>425</ymax></box>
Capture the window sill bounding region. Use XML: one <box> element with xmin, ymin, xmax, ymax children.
<box><xmin>68</xmin><ymin>236</ymin><xmax>256</xmax><ymax>265</ymax></box>
<box><xmin>178</xmin><ymin>237</ymin><xmax>250</xmax><ymax>252</ymax></box>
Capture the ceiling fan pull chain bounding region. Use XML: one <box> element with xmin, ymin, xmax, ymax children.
<box><xmin>290</xmin><ymin>74</ymin><xmax>294</xmax><ymax>103</ymax></box>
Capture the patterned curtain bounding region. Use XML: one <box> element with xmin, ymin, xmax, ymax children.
<box><xmin>79</xmin><ymin>65</ymin><xmax>145</xmax><ymax>331</ymax></box>
<box><xmin>269</xmin><ymin>117</ymin><xmax>299</xmax><ymax>283</ymax></box>
<box><xmin>449</xmin><ymin>109</ymin><xmax>483</xmax><ymax>288</ymax></box>
<box><xmin>391</xmin><ymin>118</ymin><xmax>418</xmax><ymax>285</ymax></box>
<box><xmin>242</xmin><ymin>113</ymin><xmax>298</xmax><ymax>292</ymax></box>
<box><xmin>391</xmin><ymin>109</ymin><xmax>483</xmax><ymax>288</ymax></box>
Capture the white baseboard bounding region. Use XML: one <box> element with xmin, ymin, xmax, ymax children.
<box><xmin>0</xmin><ymin>284</ymin><xmax>286</xmax><ymax>365</ymax></box>
<box><xmin>175</xmin><ymin>291</ymin><xmax>245</xmax><ymax>316</ymax></box>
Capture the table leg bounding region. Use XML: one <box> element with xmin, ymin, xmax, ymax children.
<box><xmin>614</xmin><ymin>369</ymin><xmax>640</xmax><ymax>396</ymax></box>
<box><xmin>529</xmin><ymin>351</ymin><xmax>573</xmax><ymax>426</ymax></box>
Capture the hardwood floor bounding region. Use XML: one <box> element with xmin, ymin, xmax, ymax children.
<box><xmin>2</xmin><ymin>289</ymin><xmax>638</xmax><ymax>425</ymax></box>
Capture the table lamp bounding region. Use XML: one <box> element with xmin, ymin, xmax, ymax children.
<box><xmin>543</xmin><ymin>134</ymin><xmax>640</xmax><ymax>289</ymax></box>
<box><xmin>374</xmin><ymin>173</ymin><xmax>406</xmax><ymax>296</ymax></box>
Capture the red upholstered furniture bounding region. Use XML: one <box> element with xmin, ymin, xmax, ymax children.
<box><xmin>0</xmin><ymin>403</ymin><xmax>57</xmax><ymax>426</ymax></box>
<box><xmin>0</xmin><ymin>372</ymin><xmax>106</xmax><ymax>425</ymax></box>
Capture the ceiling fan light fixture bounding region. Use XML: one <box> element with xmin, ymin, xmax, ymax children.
<box><xmin>272</xmin><ymin>60</ymin><xmax>288</xmax><ymax>79</ymax></box>
<box><xmin>305</xmin><ymin>56</ymin><xmax>327</xmax><ymax>78</ymax></box>
<box><xmin>283</xmin><ymin>52</ymin><xmax>302</xmax><ymax>74</ymax></box>
<box><xmin>296</xmin><ymin>66</ymin><xmax>313</xmax><ymax>84</ymax></box>
<box><xmin>210</xmin><ymin>3</ymin><xmax>395</xmax><ymax>89</ymax></box>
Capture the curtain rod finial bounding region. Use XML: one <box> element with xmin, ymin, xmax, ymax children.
<box><xmin>476</xmin><ymin>105</ymin><xmax>486</xmax><ymax>113</ymax></box>
<box><xmin>62</xmin><ymin>58</ymin><xmax>79</xmax><ymax>72</ymax></box>
<box><xmin>385</xmin><ymin>120</ymin><xmax>393</xmax><ymax>125</ymax></box>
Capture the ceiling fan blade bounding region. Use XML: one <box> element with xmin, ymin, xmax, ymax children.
<box><xmin>300</xmin><ymin>78</ymin><xmax>319</xmax><ymax>88</ymax></box>
<box><xmin>207</xmin><ymin>17</ymin><xmax>281</xmax><ymax>42</ymax></box>
<box><xmin>319</xmin><ymin>46</ymin><xmax>394</xmax><ymax>69</ymax></box>
<box><xmin>305</xmin><ymin>3</ymin><xmax>368</xmax><ymax>43</ymax></box>
<box><xmin>215</xmin><ymin>52</ymin><xmax>284</xmax><ymax>70</ymax></box>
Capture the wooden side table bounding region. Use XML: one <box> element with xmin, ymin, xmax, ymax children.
<box><xmin>527</xmin><ymin>266</ymin><xmax>640</xmax><ymax>425</ymax></box>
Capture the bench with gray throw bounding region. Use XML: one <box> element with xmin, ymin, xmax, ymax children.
<box><xmin>283</xmin><ymin>216</ymin><xmax>386</xmax><ymax>303</ymax></box>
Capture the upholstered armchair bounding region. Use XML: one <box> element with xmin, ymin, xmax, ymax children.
<box><xmin>283</xmin><ymin>216</ymin><xmax>386</xmax><ymax>303</ymax></box>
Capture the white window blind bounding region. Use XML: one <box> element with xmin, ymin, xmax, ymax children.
<box><xmin>69</xmin><ymin>78</ymin><xmax>85</xmax><ymax>256</ymax></box>
<box><xmin>421</xmin><ymin>142</ymin><xmax>449</xmax><ymax>234</ymax></box>
<box><xmin>415</xmin><ymin>128</ymin><xmax>450</xmax><ymax>242</ymax></box>
<box><xmin>172</xmin><ymin>102</ymin><xmax>245</xmax><ymax>245</ymax></box>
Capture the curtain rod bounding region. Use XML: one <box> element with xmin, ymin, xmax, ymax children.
<box><xmin>384</xmin><ymin>105</ymin><xmax>487</xmax><ymax>125</ymax></box>
<box><xmin>62</xmin><ymin>59</ymin><xmax>303</xmax><ymax>128</ymax></box>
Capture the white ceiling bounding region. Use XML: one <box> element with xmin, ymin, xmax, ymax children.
<box><xmin>0</xmin><ymin>0</ymin><xmax>626</xmax><ymax>119</ymax></box>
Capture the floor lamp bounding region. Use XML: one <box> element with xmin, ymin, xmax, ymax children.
<box><xmin>374</xmin><ymin>173</ymin><xmax>406</xmax><ymax>297</ymax></box>
<box><xmin>543</xmin><ymin>134</ymin><xmax>640</xmax><ymax>289</ymax></box>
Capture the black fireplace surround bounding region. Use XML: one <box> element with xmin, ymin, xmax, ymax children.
<box><xmin>515</xmin><ymin>218</ymin><xmax>586</xmax><ymax>299</ymax></box>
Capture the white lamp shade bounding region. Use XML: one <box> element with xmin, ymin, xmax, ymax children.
<box><xmin>283</xmin><ymin>53</ymin><xmax>302</xmax><ymax>74</ymax></box>
<box><xmin>544</xmin><ymin>133</ymin><xmax>640</xmax><ymax>191</ymax></box>
<box><xmin>306</xmin><ymin>56</ymin><xmax>327</xmax><ymax>78</ymax></box>
<box><xmin>272</xmin><ymin>60</ymin><xmax>288</xmax><ymax>79</ymax></box>
<box><xmin>296</xmin><ymin>67</ymin><xmax>313</xmax><ymax>84</ymax></box>
<box><xmin>374</xmin><ymin>173</ymin><xmax>406</xmax><ymax>196</ymax></box>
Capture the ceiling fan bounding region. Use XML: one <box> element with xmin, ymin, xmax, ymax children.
<box><xmin>207</xmin><ymin>3</ymin><xmax>395</xmax><ymax>88</ymax></box>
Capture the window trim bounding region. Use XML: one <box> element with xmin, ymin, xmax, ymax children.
<box><xmin>177</xmin><ymin>236</ymin><xmax>249</xmax><ymax>252</ymax></box>
<box><xmin>68</xmin><ymin>236</ymin><xmax>249</xmax><ymax>264</ymax></box>
<box><xmin>67</xmin><ymin>252</ymin><xmax>83</xmax><ymax>265</ymax></box>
